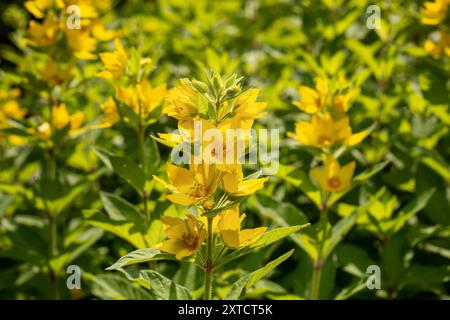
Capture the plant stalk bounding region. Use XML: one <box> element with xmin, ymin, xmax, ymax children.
<box><xmin>203</xmin><ymin>216</ymin><xmax>214</xmax><ymax>300</ymax></box>
<box><xmin>47</xmin><ymin>92</ymin><xmax>59</xmax><ymax>299</ymax></box>
<box><xmin>310</xmin><ymin>197</ymin><xmax>329</xmax><ymax>300</ymax></box>
<box><xmin>310</xmin><ymin>261</ymin><xmax>322</xmax><ymax>300</ymax></box>
<box><xmin>137</xmin><ymin>104</ymin><xmax>151</xmax><ymax>226</ymax></box>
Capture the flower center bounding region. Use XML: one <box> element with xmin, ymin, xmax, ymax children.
<box><xmin>191</xmin><ymin>183</ymin><xmax>206</xmax><ymax>200</ymax></box>
<box><xmin>318</xmin><ymin>135</ymin><xmax>332</xmax><ymax>146</ymax></box>
<box><xmin>328</xmin><ymin>177</ymin><xmax>341</xmax><ymax>189</ymax></box>
<box><xmin>181</xmin><ymin>233</ymin><xmax>198</xmax><ymax>248</ymax></box>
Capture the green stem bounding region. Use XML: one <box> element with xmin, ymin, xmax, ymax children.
<box><xmin>48</xmin><ymin>147</ymin><xmax>56</xmax><ymax>179</ymax></box>
<box><xmin>310</xmin><ymin>262</ymin><xmax>322</xmax><ymax>300</ymax></box>
<box><xmin>48</xmin><ymin>215</ymin><xmax>59</xmax><ymax>299</ymax></box>
<box><xmin>138</xmin><ymin>121</ymin><xmax>150</xmax><ymax>225</ymax></box>
<box><xmin>46</xmin><ymin>91</ymin><xmax>59</xmax><ymax>299</ymax></box>
<box><xmin>310</xmin><ymin>200</ymin><xmax>330</xmax><ymax>300</ymax></box>
<box><xmin>203</xmin><ymin>217</ymin><xmax>214</xmax><ymax>300</ymax></box>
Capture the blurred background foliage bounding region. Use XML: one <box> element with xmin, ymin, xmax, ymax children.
<box><xmin>0</xmin><ymin>0</ymin><xmax>449</xmax><ymax>299</ymax></box>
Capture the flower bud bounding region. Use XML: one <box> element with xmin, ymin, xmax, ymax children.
<box><xmin>191</xmin><ymin>79</ymin><xmax>209</xmax><ymax>93</ymax></box>
<box><xmin>225</xmin><ymin>84</ymin><xmax>241</xmax><ymax>97</ymax></box>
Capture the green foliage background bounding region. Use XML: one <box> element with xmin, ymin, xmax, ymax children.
<box><xmin>0</xmin><ymin>0</ymin><xmax>449</xmax><ymax>299</ymax></box>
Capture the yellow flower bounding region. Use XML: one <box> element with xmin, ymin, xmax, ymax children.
<box><xmin>222</xmin><ymin>164</ymin><xmax>269</xmax><ymax>197</ymax></box>
<box><xmin>420</xmin><ymin>0</ymin><xmax>449</xmax><ymax>25</ymax></box>
<box><xmin>0</xmin><ymin>93</ymin><xmax>28</xmax><ymax>145</ymax></box>
<box><xmin>115</xmin><ymin>84</ymin><xmax>137</xmax><ymax>111</ymax></box>
<box><xmin>99</xmin><ymin>97</ymin><xmax>120</xmax><ymax>126</ymax></box>
<box><xmin>136</xmin><ymin>80</ymin><xmax>167</xmax><ymax>115</ymax></box>
<box><xmin>424</xmin><ymin>30</ymin><xmax>450</xmax><ymax>58</ymax></box>
<box><xmin>288</xmin><ymin>113</ymin><xmax>368</xmax><ymax>148</ymax></box>
<box><xmin>25</xmin><ymin>0</ymin><xmax>52</xmax><ymax>19</ymax></box>
<box><xmin>91</xmin><ymin>21</ymin><xmax>116</xmax><ymax>41</ymax></box>
<box><xmin>231</xmin><ymin>88</ymin><xmax>267</xmax><ymax>129</ymax></box>
<box><xmin>28</xmin><ymin>14</ymin><xmax>59</xmax><ymax>47</ymax></box>
<box><xmin>69</xmin><ymin>112</ymin><xmax>85</xmax><ymax>132</ymax></box>
<box><xmin>51</xmin><ymin>103</ymin><xmax>85</xmax><ymax>132</ymax></box>
<box><xmin>218</xmin><ymin>206</ymin><xmax>266</xmax><ymax>248</ymax></box>
<box><xmin>155</xmin><ymin>215</ymin><xmax>207</xmax><ymax>260</ymax></box>
<box><xmin>332</xmin><ymin>88</ymin><xmax>359</xmax><ymax>114</ymax></box>
<box><xmin>164</xmin><ymin>79</ymin><xmax>200</xmax><ymax>123</ymax></box>
<box><xmin>96</xmin><ymin>38</ymin><xmax>128</xmax><ymax>80</ymax></box>
<box><xmin>311</xmin><ymin>155</ymin><xmax>356</xmax><ymax>192</ymax></box>
<box><xmin>52</xmin><ymin>103</ymin><xmax>70</xmax><ymax>129</ymax></box>
<box><xmin>293</xmin><ymin>77</ymin><xmax>328</xmax><ymax>114</ymax></box>
<box><xmin>0</xmin><ymin>90</ymin><xmax>27</xmax><ymax>123</ymax></box>
<box><xmin>65</xmin><ymin>29</ymin><xmax>97</xmax><ymax>60</ymax></box>
<box><xmin>153</xmin><ymin>163</ymin><xmax>222</xmax><ymax>209</ymax></box>
<box><xmin>34</xmin><ymin>122</ymin><xmax>52</xmax><ymax>140</ymax></box>
<box><xmin>198</xmin><ymin>212</ymin><xmax>220</xmax><ymax>235</ymax></box>
<box><xmin>173</xmin><ymin>117</ymin><xmax>249</xmax><ymax>171</ymax></box>
<box><xmin>115</xmin><ymin>80</ymin><xmax>167</xmax><ymax>117</ymax></box>
<box><xmin>41</xmin><ymin>58</ymin><xmax>72</xmax><ymax>86</ymax></box>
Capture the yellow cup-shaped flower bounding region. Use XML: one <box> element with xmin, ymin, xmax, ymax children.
<box><xmin>98</xmin><ymin>97</ymin><xmax>120</xmax><ymax>127</ymax></box>
<box><xmin>164</xmin><ymin>78</ymin><xmax>200</xmax><ymax>123</ymax></box>
<box><xmin>153</xmin><ymin>163</ymin><xmax>222</xmax><ymax>208</ymax></box>
<box><xmin>420</xmin><ymin>0</ymin><xmax>448</xmax><ymax>25</ymax></box>
<box><xmin>97</xmin><ymin>38</ymin><xmax>128</xmax><ymax>80</ymax></box>
<box><xmin>155</xmin><ymin>215</ymin><xmax>207</xmax><ymax>260</ymax></box>
<box><xmin>222</xmin><ymin>164</ymin><xmax>269</xmax><ymax>197</ymax></box>
<box><xmin>218</xmin><ymin>206</ymin><xmax>266</xmax><ymax>248</ymax></box>
<box><xmin>288</xmin><ymin>113</ymin><xmax>368</xmax><ymax>148</ymax></box>
<box><xmin>311</xmin><ymin>155</ymin><xmax>356</xmax><ymax>192</ymax></box>
<box><xmin>41</xmin><ymin>58</ymin><xmax>72</xmax><ymax>86</ymax></box>
<box><xmin>424</xmin><ymin>30</ymin><xmax>450</xmax><ymax>58</ymax></box>
<box><xmin>27</xmin><ymin>14</ymin><xmax>59</xmax><ymax>47</ymax></box>
<box><xmin>293</xmin><ymin>77</ymin><xmax>329</xmax><ymax>114</ymax></box>
<box><xmin>51</xmin><ymin>103</ymin><xmax>85</xmax><ymax>134</ymax></box>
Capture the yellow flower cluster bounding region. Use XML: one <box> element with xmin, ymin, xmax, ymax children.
<box><xmin>420</xmin><ymin>0</ymin><xmax>450</xmax><ymax>58</ymax></box>
<box><xmin>0</xmin><ymin>89</ymin><xmax>28</xmax><ymax>145</ymax></box>
<box><xmin>289</xmin><ymin>76</ymin><xmax>366</xmax><ymax>193</ymax></box>
<box><xmin>31</xmin><ymin>103</ymin><xmax>85</xmax><ymax>140</ymax></box>
<box><xmin>25</xmin><ymin>0</ymin><xmax>115</xmax><ymax>60</ymax></box>
<box><xmin>96</xmin><ymin>39</ymin><xmax>168</xmax><ymax>127</ymax></box>
<box><xmin>153</xmin><ymin>74</ymin><xmax>268</xmax><ymax>259</ymax></box>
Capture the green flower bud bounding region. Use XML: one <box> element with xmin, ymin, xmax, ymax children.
<box><xmin>191</xmin><ymin>80</ymin><xmax>209</xmax><ymax>93</ymax></box>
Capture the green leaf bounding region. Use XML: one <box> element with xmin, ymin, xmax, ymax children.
<box><xmin>119</xmin><ymin>269</ymin><xmax>193</xmax><ymax>300</ymax></box>
<box><xmin>50</xmin><ymin>227</ymin><xmax>103</xmax><ymax>273</ymax></box>
<box><xmin>402</xmin><ymin>265</ymin><xmax>450</xmax><ymax>289</ymax></box>
<box><xmin>109</xmin><ymin>155</ymin><xmax>146</xmax><ymax>193</ymax></box>
<box><xmin>225</xmin><ymin>250</ymin><xmax>294</xmax><ymax>300</ymax></box>
<box><xmin>389</xmin><ymin>188</ymin><xmax>435</xmax><ymax>235</ymax></box>
<box><xmin>93</xmin><ymin>147</ymin><xmax>145</xmax><ymax>192</ymax></box>
<box><xmin>83</xmin><ymin>209</ymin><xmax>148</xmax><ymax>249</ymax></box>
<box><xmin>100</xmin><ymin>191</ymin><xmax>144</xmax><ymax>225</ymax></box>
<box><xmin>353</xmin><ymin>160</ymin><xmax>390</xmax><ymax>183</ymax></box>
<box><xmin>322</xmin><ymin>212</ymin><xmax>358</xmax><ymax>260</ymax></box>
<box><xmin>145</xmin><ymin>137</ymin><xmax>161</xmax><ymax>177</ymax></box>
<box><xmin>249</xmin><ymin>194</ymin><xmax>309</xmax><ymax>247</ymax></box>
<box><xmin>87</xmin><ymin>273</ymin><xmax>154</xmax><ymax>300</ymax></box>
<box><xmin>106</xmin><ymin>248</ymin><xmax>175</xmax><ymax>271</ymax></box>
<box><xmin>115</xmin><ymin>98</ymin><xmax>140</xmax><ymax>128</ymax></box>
<box><xmin>36</xmin><ymin>179</ymin><xmax>88</xmax><ymax>216</ymax></box>
<box><xmin>92</xmin><ymin>146</ymin><xmax>113</xmax><ymax>170</ymax></box>
<box><xmin>336</xmin><ymin>244</ymin><xmax>375</xmax><ymax>277</ymax></box>
<box><xmin>277</xmin><ymin>164</ymin><xmax>321</xmax><ymax>208</ymax></box>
